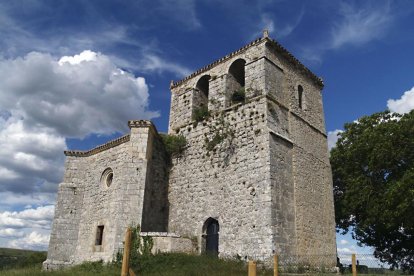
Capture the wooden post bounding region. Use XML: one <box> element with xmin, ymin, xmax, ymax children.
<box><xmin>121</xmin><ymin>227</ymin><xmax>132</xmax><ymax>276</ymax></box>
<box><xmin>352</xmin><ymin>253</ymin><xmax>357</xmax><ymax>276</ymax></box>
<box><xmin>273</xmin><ymin>255</ymin><xmax>279</xmax><ymax>276</ymax></box>
<box><xmin>248</xmin><ymin>260</ymin><xmax>257</xmax><ymax>276</ymax></box>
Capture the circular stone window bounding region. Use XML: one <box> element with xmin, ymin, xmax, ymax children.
<box><xmin>101</xmin><ymin>168</ymin><xmax>114</xmax><ymax>188</ymax></box>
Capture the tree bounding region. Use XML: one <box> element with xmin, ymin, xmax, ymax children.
<box><xmin>331</xmin><ymin>110</ymin><xmax>414</xmax><ymax>272</ymax></box>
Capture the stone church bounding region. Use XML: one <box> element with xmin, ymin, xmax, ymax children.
<box><xmin>43</xmin><ymin>32</ymin><xmax>337</xmax><ymax>269</ymax></box>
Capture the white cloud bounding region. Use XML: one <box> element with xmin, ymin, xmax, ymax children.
<box><xmin>260</xmin><ymin>14</ymin><xmax>275</xmax><ymax>35</ymax></box>
<box><xmin>387</xmin><ymin>86</ymin><xmax>414</xmax><ymax>114</ymax></box>
<box><xmin>301</xmin><ymin>1</ymin><xmax>395</xmax><ymax>64</ymax></box>
<box><xmin>0</xmin><ymin>50</ymin><xmax>159</xmax><ymax>138</ymax></box>
<box><xmin>327</xmin><ymin>129</ymin><xmax>342</xmax><ymax>150</ymax></box>
<box><xmin>338</xmin><ymin>247</ymin><xmax>354</xmax><ymax>254</ymax></box>
<box><xmin>340</xmin><ymin>239</ymin><xmax>349</xmax><ymax>245</ymax></box>
<box><xmin>0</xmin><ymin>50</ymin><xmax>160</xmax><ymax>197</ymax></box>
<box><xmin>0</xmin><ymin>192</ymin><xmax>55</xmax><ymax>210</ymax></box>
<box><xmin>58</xmin><ymin>50</ymin><xmax>97</xmax><ymax>65</ymax></box>
<box><xmin>8</xmin><ymin>231</ymin><xmax>50</xmax><ymax>250</ymax></box>
<box><xmin>0</xmin><ymin>119</ymin><xmax>66</xmax><ymax>193</ymax></box>
<box><xmin>0</xmin><ymin>205</ymin><xmax>54</xmax><ymax>230</ymax></box>
<box><xmin>139</xmin><ymin>54</ymin><xmax>192</xmax><ymax>77</ymax></box>
<box><xmin>0</xmin><ymin>228</ymin><xmax>24</xmax><ymax>238</ymax></box>
<box><xmin>331</xmin><ymin>2</ymin><xmax>393</xmax><ymax>49</ymax></box>
<box><xmin>159</xmin><ymin>0</ymin><xmax>201</xmax><ymax>30</ymax></box>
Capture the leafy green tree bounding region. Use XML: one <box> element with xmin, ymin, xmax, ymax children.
<box><xmin>331</xmin><ymin>110</ymin><xmax>414</xmax><ymax>272</ymax></box>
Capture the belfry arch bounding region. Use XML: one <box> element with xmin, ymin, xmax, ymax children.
<box><xmin>226</xmin><ymin>58</ymin><xmax>246</xmax><ymax>106</ymax></box>
<box><xmin>194</xmin><ymin>75</ymin><xmax>210</xmax><ymax>112</ymax></box>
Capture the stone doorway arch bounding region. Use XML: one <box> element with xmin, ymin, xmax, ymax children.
<box><xmin>202</xmin><ymin>218</ymin><xmax>219</xmax><ymax>256</ymax></box>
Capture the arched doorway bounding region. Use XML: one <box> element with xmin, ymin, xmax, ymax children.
<box><xmin>203</xmin><ymin>218</ymin><xmax>219</xmax><ymax>256</ymax></box>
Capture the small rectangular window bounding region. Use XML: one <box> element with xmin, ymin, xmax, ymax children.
<box><xmin>95</xmin><ymin>225</ymin><xmax>104</xmax><ymax>245</ymax></box>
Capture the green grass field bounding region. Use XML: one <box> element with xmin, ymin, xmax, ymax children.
<box><xmin>0</xmin><ymin>248</ymin><xmax>412</xmax><ymax>275</ymax></box>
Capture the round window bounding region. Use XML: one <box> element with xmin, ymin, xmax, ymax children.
<box><xmin>101</xmin><ymin>168</ymin><xmax>114</xmax><ymax>188</ymax></box>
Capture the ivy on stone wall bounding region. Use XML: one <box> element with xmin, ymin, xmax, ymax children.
<box><xmin>113</xmin><ymin>225</ymin><xmax>153</xmax><ymax>269</ymax></box>
<box><xmin>204</xmin><ymin>112</ymin><xmax>235</xmax><ymax>153</ymax></box>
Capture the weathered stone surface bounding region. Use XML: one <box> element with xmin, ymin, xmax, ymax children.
<box><xmin>44</xmin><ymin>35</ymin><xmax>336</xmax><ymax>270</ymax></box>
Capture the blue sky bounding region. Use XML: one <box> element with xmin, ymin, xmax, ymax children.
<box><xmin>0</xmin><ymin>0</ymin><xmax>413</xmax><ymax>254</ymax></box>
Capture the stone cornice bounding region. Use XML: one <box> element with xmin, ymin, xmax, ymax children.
<box><xmin>128</xmin><ymin>120</ymin><xmax>159</xmax><ymax>136</ymax></box>
<box><xmin>170</xmin><ymin>36</ymin><xmax>324</xmax><ymax>90</ymax></box>
<box><xmin>64</xmin><ymin>134</ymin><xmax>130</xmax><ymax>157</ymax></box>
<box><xmin>128</xmin><ymin>120</ymin><xmax>153</xmax><ymax>128</ymax></box>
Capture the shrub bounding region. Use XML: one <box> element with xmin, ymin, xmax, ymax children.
<box><xmin>113</xmin><ymin>225</ymin><xmax>154</xmax><ymax>272</ymax></box>
<box><xmin>231</xmin><ymin>87</ymin><xmax>245</xmax><ymax>104</ymax></box>
<box><xmin>160</xmin><ymin>134</ymin><xmax>187</xmax><ymax>157</ymax></box>
<box><xmin>192</xmin><ymin>105</ymin><xmax>210</xmax><ymax>122</ymax></box>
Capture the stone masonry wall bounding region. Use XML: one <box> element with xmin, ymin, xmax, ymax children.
<box><xmin>141</xmin><ymin>131</ymin><xmax>170</xmax><ymax>232</ymax></box>
<box><xmin>44</xmin><ymin>122</ymin><xmax>169</xmax><ymax>268</ymax></box>
<box><xmin>264</xmin><ymin>41</ymin><xmax>336</xmax><ymax>259</ymax></box>
<box><xmin>168</xmin><ymin>97</ymin><xmax>276</xmax><ymax>257</ymax></box>
<box><xmin>167</xmin><ymin>36</ymin><xmax>336</xmax><ymax>260</ymax></box>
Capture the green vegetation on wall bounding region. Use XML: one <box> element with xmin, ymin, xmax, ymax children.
<box><xmin>160</xmin><ymin>134</ymin><xmax>187</xmax><ymax>157</ymax></box>
<box><xmin>231</xmin><ymin>87</ymin><xmax>245</xmax><ymax>104</ymax></box>
<box><xmin>192</xmin><ymin>105</ymin><xmax>210</xmax><ymax>123</ymax></box>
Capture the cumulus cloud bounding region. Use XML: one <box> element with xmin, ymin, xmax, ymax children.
<box><xmin>0</xmin><ymin>50</ymin><xmax>159</xmax><ymax>198</ymax></box>
<box><xmin>387</xmin><ymin>86</ymin><xmax>414</xmax><ymax>114</ymax></box>
<box><xmin>0</xmin><ymin>228</ymin><xmax>24</xmax><ymax>238</ymax></box>
<box><xmin>0</xmin><ymin>118</ymin><xmax>65</xmax><ymax>193</ymax></box>
<box><xmin>8</xmin><ymin>231</ymin><xmax>50</xmax><ymax>250</ymax></box>
<box><xmin>0</xmin><ymin>50</ymin><xmax>159</xmax><ymax>138</ymax></box>
<box><xmin>0</xmin><ymin>205</ymin><xmax>54</xmax><ymax>249</ymax></box>
<box><xmin>0</xmin><ymin>205</ymin><xmax>54</xmax><ymax>229</ymax></box>
<box><xmin>327</xmin><ymin>129</ymin><xmax>342</xmax><ymax>150</ymax></box>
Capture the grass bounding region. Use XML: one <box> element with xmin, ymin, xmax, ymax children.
<box><xmin>0</xmin><ymin>247</ymin><xmax>47</xmax><ymax>270</ymax></box>
<box><xmin>0</xmin><ymin>253</ymin><xmax>273</xmax><ymax>276</ymax></box>
<box><xmin>2</xmin><ymin>250</ymin><xmax>412</xmax><ymax>275</ymax></box>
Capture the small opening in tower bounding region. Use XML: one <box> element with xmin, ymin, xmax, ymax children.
<box><xmin>227</xmin><ymin>59</ymin><xmax>246</xmax><ymax>106</ymax></box>
<box><xmin>228</xmin><ymin>59</ymin><xmax>246</xmax><ymax>87</ymax></box>
<box><xmin>193</xmin><ymin>75</ymin><xmax>210</xmax><ymax>120</ymax></box>
<box><xmin>298</xmin><ymin>85</ymin><xmax>303</xmax><ymax>109</ymax></box>
<box><xmin>95</xmin><ymin>225</ymin><xmax>104</xmax><ymax>245</ymax></box>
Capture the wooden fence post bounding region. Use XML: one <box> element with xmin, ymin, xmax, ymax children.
<box><xmin>248</xmin><ymin>260</ymin><xmax>257</xmax><ymax>276</ymax></box>
<box><xmin>121</xmin><ymin>227</ymin><xmax>132</xmax><ymax>276</ymax></box>
<box><xmin>352</xmin><ymin>253</ymin><xmax>357</xmax><ymax>276</ymax></box>
<box><xmin>273</xmin><ymin>255</ymin><xmax>278</xmax><ymax>276</ymax></box>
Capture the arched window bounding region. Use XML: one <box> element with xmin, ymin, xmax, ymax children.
<box><xmin>193</xmin><ymin>75</ymin><xmax>210</xmax><ymax>114</ymax></box>
<box><xmin>196</xmin><ymin>75</ymin><xmax>210</xmax><ymax>99</ymax></box>
<box><xmin>202</xmin><ymin>218</ymin><xmax>219</xmax><ymax>256</ymax></box>
<box><xmin>298</xmin><ymin>85</ymin><xmax>303</xmax><ymax>109</ymax></box>
<box><xmin>228</xmin><ymin>59</ymin><xmax>246</xmax><ymax>87</ymax></box>
<box><xmin>227</xmin><ymin>59</ymin><xmax>246</xmax><ymax>105</ymax></box>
